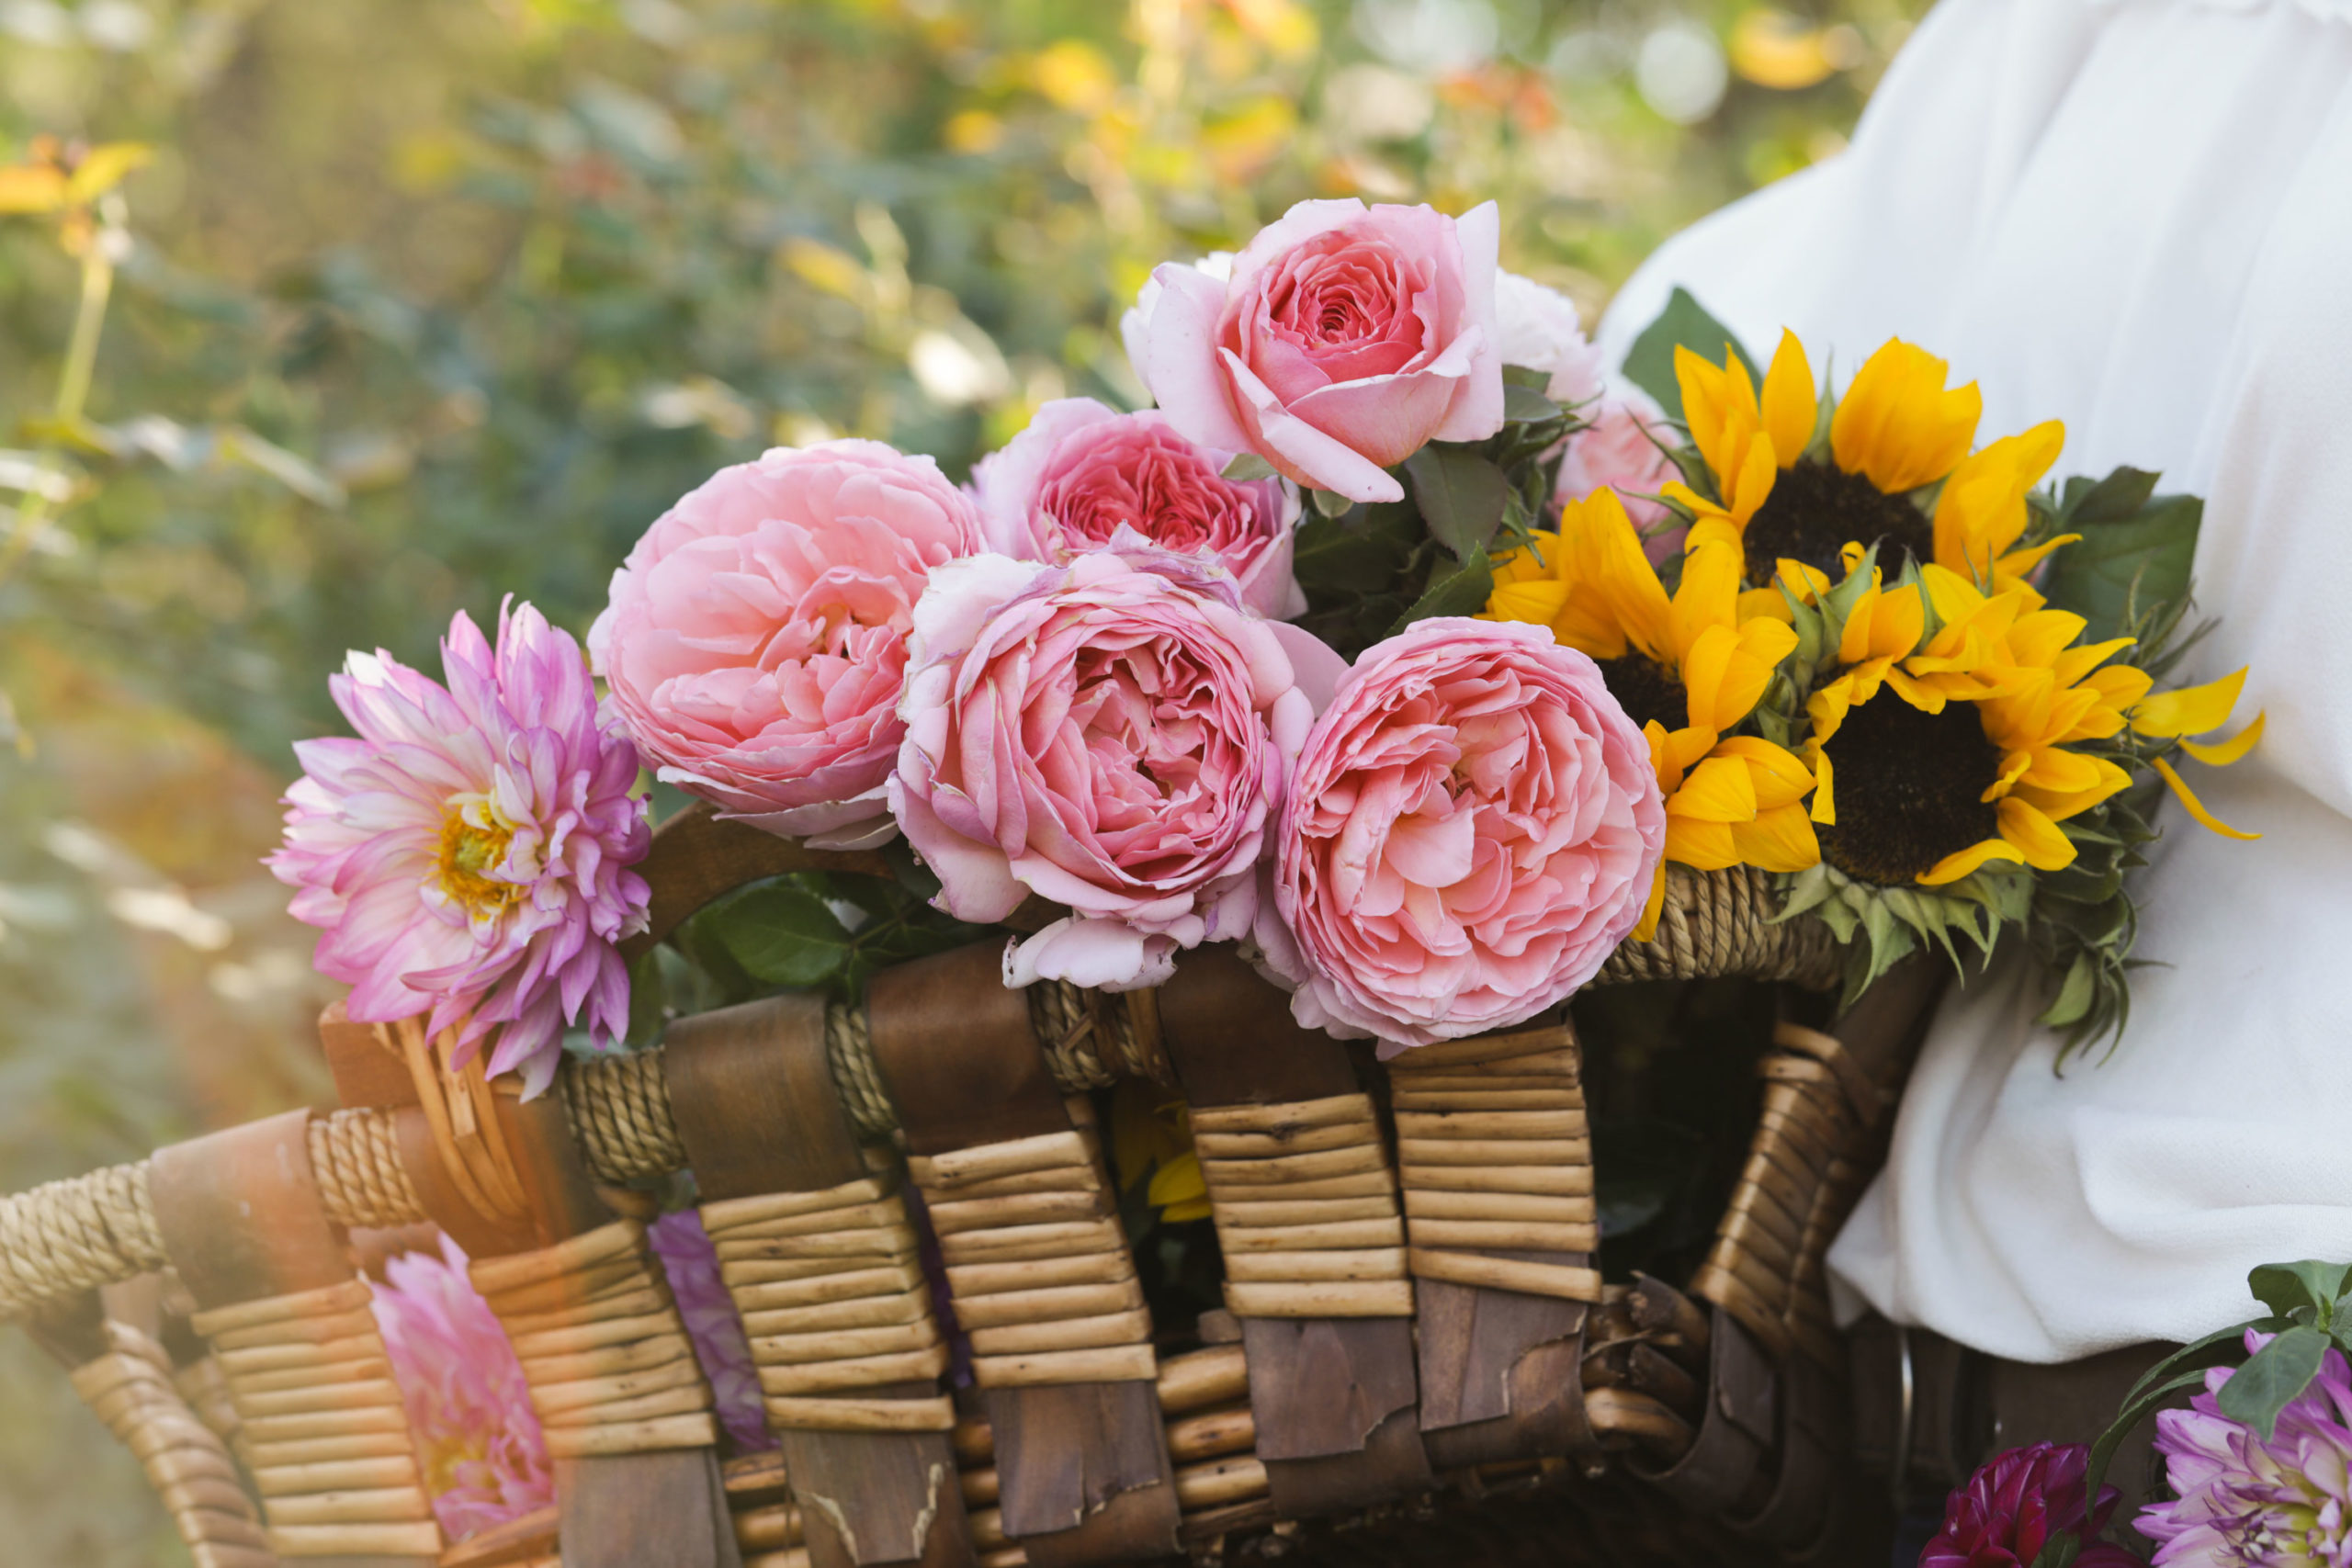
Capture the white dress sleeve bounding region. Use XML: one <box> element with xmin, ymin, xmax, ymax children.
<box><xmin>1598</xmin><ymin>0</ymin><xmax>2352</xmax><ymax>1363</ymax></box>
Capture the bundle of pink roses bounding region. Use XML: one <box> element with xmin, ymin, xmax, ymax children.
<box><xmin>273</xmin><ymin>194</ymin><xmax>1680</xmax><ymax>1071</ymax></box>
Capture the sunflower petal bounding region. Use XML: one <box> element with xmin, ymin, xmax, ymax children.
<box><xmin>2150</xmin><ymin>754</ymin><xmax>2261</xmax><ymax>840</ymax></box>
<box><xmin>1918</xmin><ymin>837</ymin><xmax>2026</xmax><ymax>886</ymax></box>
<box><xmin>1760</xmin><ymin>330</ymin><xmax>1817</xmax><ymax>464</ymax></box>
<box><xmin>1666</xmin><ymin>816</ymin><xmax>1740</xmax><ymax>870</ymax></box>
<box><xmin>1732</xmin><ymin>803</ymin><xmax>1822</xmax><ymax>874</ymax></box>
<box><xmin>1833</xmin><ymin>339</ymin><xmax>1983</xmax><ymax>494</ymax></box>
<box><xmin>1634</xmin><ymin>860</ymin><xmax>1667</xmax><ymax>942</ymax></box>
<box><xmin>1667</xmin><ymin>755</ymin><xmax>1759</xmax><ymax>823</ymax></box>
<box><xmin>2179</xmin><ymin>711</ymin><xmax>2265</xmax><ymax>766</ymax></box>
<box><xmin>2132</xmin><ymin>668</ymin><xmax>2249</xmax><ymax>739</ymax></box>
<box><xmin>1996</xmin><ymin>795</ymin><xmax>2077</xmax><ymax>872</ymax></box>
<box><xmin>1810</xmin><ymin>747</ymin><xmax>1836</xmax><ymax>824</ymax></box>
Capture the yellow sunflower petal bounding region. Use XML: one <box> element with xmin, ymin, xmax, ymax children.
<box><xmin>2150</xmin><ymin>754</ymin><xmax>2260</xmax><ymax>840</ymax></box>
<box><xmin>1759</xmin><ymin>330</ymin><xmax>1817</xmax><ymax>465</ymax></box>
<box><xmin>1714</xmin><ymin>735</ymin><xmax>1816</xmax><ymax>807</ymax></box>
<box><xmin>2132</xmin><ymin>668</ymin><xmax>2250</xmax><ymax>739</ymax></box>
<box><xmin>1995</xmin><ymin>795</ymin><xmax>2077</xmax><ymax>872</ymax></box>
<box><xmin>2179</xmin><ymin>711</ymin><xmax>2265</xmax><ymax>766</ymax></box>
<box><xmin>1148</xmin><ymin>1150</ymin><xmax>1208</xmax><ymax>1212</ymax></box>
<box><xmin>1918</xmin><ymin>837</ymin><xmax>2026</xmax><ymax>886</ymax></box>
<box><xmin>1634</xmin><ymin>860</ymin><xmax>1666</xmax><ymax>942</ymax></box>
<box><xmin>1668</xmin><ymin>540</ymin><xmax>1743</xmax><ymax>659</ymax></box>
<box><xmin>1778</xmin><ymin>558</ymin><xmax>1833</xmax><ymax>604</ymax></box>
<box><xmin>2012</xmin><ymin>756</ymin><xmax>2132</xmax><ymax>822</ymax></box>
<box><xmin>1810</xmin><ymin>746</ymin><xmax>1836</xmax><ymax>824</ymax></box>
<box><xmin>1724</xmin><ymin>432</ymin><xmax>1781</xmax><ymax>525</ymax></box>
<box><xmin>1666</xmin><ymin>816</ymin><xmax>1740</xmax><ymax>870</ymax></box>
<box><xmin>1731</xmin><ymin>802</ymin><xmax>1822</xmax><ymax>874</ymax></box>
<box><xmin>1739</xmin><ymin>586</ymin><xmax>1795</xmax><ymax>625</ymax></box>
<box><xmin>1807</xmin><ymin>675</ymin><xmax>1857</xmax><ymax>746</ymax></box>
<box><xmin>2083</xmin><ymin>663</ymin><xmax>2155</xmax><ymax>712</ymax></box>
<box><xmin>1668</xmin><ymin>754</ymin><xmax>1760</xmax><ymax>823</ymax></box>
<box><xmin>1484</xmin><ymin>580</ymin><xmax>1577</xmax><ymax>627</ymax></box>
<box><xmin>2051</xmin><ymin>636</ymin><xmax>2137</xmax><ymax>689</ymax></box>
<box><xmin>1675</xmin><ymin>344</ymin><xmax>1758</xmax><ymax>484</ymax></box>
<box><xmin>1832</xmin><ymin>339</ymin><xmax>1983</xmax><ymax>495</ymax></box>
<box><xmin>2016</xmin><ymin>744</ymin><xmax>2107</xmax><ymax>796</ymax></box>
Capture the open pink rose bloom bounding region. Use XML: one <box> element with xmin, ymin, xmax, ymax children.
<box><xmin>971</xmin><ymin>397</ymin><xmax>1305</xmax><ymax>619</ymax></box>
<box><xmin>889</xmin><ymin>546</ymin><xmax>1317</xmax><ymax>991</ymax></box>
<box><xmin>1261</xmin><ymin>616</ymin><xmax>1665</xmax><ymax>1050</ymax></box>
<box><xmin>592</xmin><ymin>440</ymin><xmax>985</xmax><ymax>846</ymax></box>
<box><xmin>1125</xmin><ymin>198</ymin><xmax>1505</xmax><ymax>504</ymax></box>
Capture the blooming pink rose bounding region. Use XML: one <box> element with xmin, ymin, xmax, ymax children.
<box><xmin>889</xmin><ymin>547</ymin><xmax>1317</xmax><ymax>991</ymax></box>
<box><xmin>1559</xmin><ymin>389</ymin><xmax>1684</xmax><ymax>565</ymax></box>
<box><xmin>590</xmin><ymin>441</ymin><xmax>985</xmax><ymax>846</ymax></box>
<box><xmin>1124</xmin><ymin>199</ymin><xmax>1505</xmax><ymax>505</ymax></box>
<box><xmin>971</xmin><ymin>398</ymin><xmax>1306</xmax><ymax>620</ymax></box>
<box><xmin>1260</xmin><ymin>617</ymin><xmax>1664</xmax><ymax>1050</ymax></box>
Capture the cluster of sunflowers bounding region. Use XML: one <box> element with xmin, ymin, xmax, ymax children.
<box><xmin>1486</xmin><ymin>332</ymin><xmax>2259</xmax><ymax>1043</ymax></box>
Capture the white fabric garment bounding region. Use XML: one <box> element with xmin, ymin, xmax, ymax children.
<box><xmin>1595</xmin><ymin>0</ymin><xmax>2352</xmax><ymax>1364</ymax></box>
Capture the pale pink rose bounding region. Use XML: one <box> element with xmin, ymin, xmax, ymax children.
<box><xmin>1493</xmin><ymin>271</ymin><xmax>1607</xmax><ymax>407</ymax></box>
<box><xmin>1260</xmin><ymin>617</ymin><xmax>1665</xmax><ymax>1050</ymax></box>
<box><xmin>1559</xmin><ymin>388</ymin><xmax>1684</xmax><ymax>565</ymax></box>
<box><xmin>970</xmin><ymin>398</ymin><xmax>1306</xmax><ymax>620</ymax></box>
<box><xmin>1123</xmin><ymin>199</ymin><xmax>1505</xmax><ymax>505</ymax></box>
<box><xmin>590</xmin><ymin>441</ymin><xmax>985</xmax><ymax>847</ymax></box>
<box><xmin>888</xmin><ymin>547</ymin><xmax>1317</xmax><ymax>991</ymax></box>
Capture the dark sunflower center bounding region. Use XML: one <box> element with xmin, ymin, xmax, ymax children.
<box><xmin>1744</xmin><ymin>458</ymin><xmax>1934</xmax><ymax>584</ymax></box>
<box><xmin>1596</xmin><ymin>655</ymin><xmax>1686</xmax><ymax>735</ymax></box>
<box><xmin>1816</xmin><ymin>694</ymin><xmax>2003</xmax><ymax>886</ymax></box>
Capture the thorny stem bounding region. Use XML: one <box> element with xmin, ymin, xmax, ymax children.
<box><xmin>0</xmin><ymin>220</ymin><xmax>117</xmax><ymax>589</ymax></box>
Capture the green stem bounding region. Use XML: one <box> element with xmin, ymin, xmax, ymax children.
<box><xmin>0</xmin><ymin>234</ymin><xmax>115</xmax><ymax>588</ymax></box>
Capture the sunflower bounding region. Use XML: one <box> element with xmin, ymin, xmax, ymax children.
<box><xmin>1485</xmin><ymin>489</ymin><xmax>1822</xmax><ymax>932</ymax></box>
<box><xmin>1801</xmin><ymin>562</ymin><xmax>2254</xmax><ymax>887</ymax></box>
<box><xmin>1668</xmin><ymin>332</ymin><xmax>2072</xmax><ymax>596</ymax></box>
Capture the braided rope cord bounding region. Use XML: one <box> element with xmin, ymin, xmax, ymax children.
<box><xmin>0</xmin><ymin>871</ymin><xmax>1837</xmax><ymax>1322</ymax></box>
<box><xmin>1597</xmin><ymin>864</ymin><xmax>1839</xmax><ymax>991</ymax></box>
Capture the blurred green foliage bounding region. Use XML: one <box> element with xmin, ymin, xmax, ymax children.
<box><xmin>0</xmin><ymin>0</ymin><xmax>1923</xmax><ymax>1560</ymax></box>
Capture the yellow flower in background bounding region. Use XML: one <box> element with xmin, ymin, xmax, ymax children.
<box><xmin>1108</xmin><ymin>1079</ymin><xmax>1210</xmax><ymax>1224</ymax></box>
<box><xmin>1668</xmin><ymin>332</ymin><xmax>2073</xmax><ymax>598</ymax></box>
<box><xmin>1487</xmin><ymin>489</ymin><xmax>1818</xmax><ymax>937</ymax></box>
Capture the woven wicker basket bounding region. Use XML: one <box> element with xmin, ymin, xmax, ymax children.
<box><xmin>0</xmin><ymin>807</ymin><xmax>1943</xmax><ymax>1568</ymax></box>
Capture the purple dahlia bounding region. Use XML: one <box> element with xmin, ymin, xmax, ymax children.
<box><xmin>2140</xmin><ymin>1331</ymin><xmax>2352</xmax><ymax>1566</ymax></box>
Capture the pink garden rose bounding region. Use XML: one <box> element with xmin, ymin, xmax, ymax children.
<box><xmin>1261</xmin><ymin>617</ymin><xmax>1664</xmax><ymax>1050</ymax></box>
<box><xmin>1560</xmin><ymin>389</ymin><xmax>1684</xmax><ymax>565</ymax></box>
<box><xmin>970</xmin><ymin>397</ymin><xmax>1306</xmax><ymax>620</ymax></box>
<box><xmin>590</xmin><ymin>441</ymin><xmax>985</xmax><ymax>846</ymax></box>
<box><xmin>1123</xmin><ymin>199</ymin><xmax>1505</xmax><ymax>505</ymax></box>
<box><xmin>889</xmin><ymin>547</ymin><xmax>1319</xmax><ymax>991</ymax></box>
<box><xmin>270</xmin><ymin>603</ymin><xmax>650</xmax><ymax>1098</ymax></box>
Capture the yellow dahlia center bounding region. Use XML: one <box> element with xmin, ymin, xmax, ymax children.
<box><xmin>1744</xmin><ymin>458</ymin><xmax>1932</xmax><ymax>584</ymax></box>
<box><xmin>1817</xmin><ymin>695</ymin><xmax>2001</xmax><ymax>885</ymax></box>
<box><xmin>437</xmin><ymin>807</ymin><xmax>522</xmax><ymax>918</ymax></box>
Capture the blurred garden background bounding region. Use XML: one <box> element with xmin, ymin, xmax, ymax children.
<box><xmin>0</xmin><ymin>0</ymin><xmax>1925</xmax><ymax>1558</ymax></box>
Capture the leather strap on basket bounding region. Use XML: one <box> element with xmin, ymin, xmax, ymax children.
<box><xmin>150</xmin><ymin>1108</ymin><xmax>445</xmax><ymax>1561</ymax></box>
<box><xmin>1385</xmin><ymin>1019</ymin><xmax>1603</xmax><ymax>1467</ymax></box>
<box><xmin>1156</xmin><ymin>948</ymin><xmax>1431</xmax><ymax>1520</ymax></box>
<box><xmin>867</xmin><ymin>942</ymin><xmax>1180</xmax><ymax>1568</ymax></box>
<box><xmin>665</xmin><ymin>991</ymin><xmax>974</xmax><ymax>1568</ymax></box>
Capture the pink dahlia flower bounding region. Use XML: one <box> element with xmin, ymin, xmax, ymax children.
<box><xmin>369</xmin><ymin>1235</ymin><xmax>553</xmax><ymax>1541</ymax></box>
<box><xmin>1123</xmin><ymin>198</ymin><xmax>1504</xmax><ymax>505</ymax></box>
<box><xmin>270</xmin><ymin>602</ymin><xmax>649</xmax><ymax>1098</ymax></box>
<box><xmin>647</xmin><ymin>1210</ymin><xmax>772</xmax><ymax>1453</ymax></box>
<box><xmin>889</xmin><ymin>546</ymin><xmax>1319</xmax><ymax>991</ymax></box>
<box><xmin>1260</xmin><ymin>617</ymin><xmax>1664</xmax><ymax>1050</ymax></box>
<box><xmin>1923</xmin><ymin>1442</ymin><xmax>2143</xmax><ymax>1567</ymax></box>
<box><xmin>2140</xmin><ymin>1330</ymin><xmax>2352</xmax><ymax>1565</ymax></box>
<box><xmin>970</xmin><ymin>398</ymin><xmax>1306</xmax><ymax>620</ymax></box>
<box><xmin>590</xmin><ymin>441</ymin><xmax>986</xmax><ymax>846</ymax></box>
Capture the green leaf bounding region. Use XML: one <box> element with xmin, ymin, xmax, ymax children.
<box><xmin>1621</xmin><ymin>287</ymin><xmax>1757</xmax><ymax>423</ymax></box>
<box><xmin>1387</xmin><ymin>551</ymin><xmax>1494</xmax><ymax>636</ymax></box>
<box><xmin>707</xmin><ymin>880</ymin><xmax>854</xmax><ymax>988</ymax></box>
<box><xmin>1292</xmin><ymin>499</ymin><xmax>1421</xmax><ymax>594</ymax></box>
<box><xmin>1220</xmin><ymin>452</ymin><xmax>1278</xmax><ymax>483</ymax></box>
<box><xmin>2064</xmin><ymin>467</ymin><xmax>2160</xmax><ymax>524</ymax></box>
<box><xmin>1501</xmin><ymin>383</ymin><xmax>1562</xmax><ymax>424</ymax></box>
<box><xmin>623</xmin><ymin>945</ymin><xmax>669</xmax><ymax>1050</ymax></box>
<box><xmin>2039</xmin><ymin>952</ymin><xmax>2098</xmax><ymax>1030</ymax></box>
<box><xmin>2217</xmin><ymin>1325</ymin><xmax>2330</xmax><ymax>1440</ymax></box>
<box><xmin>2250</xmin><ymin>1261</ymin><xmax>2352</xmax><ymax>1324</ymax></box>
<box><xmin>2037</xmin><ymin>480</ymin><xmax>2203</xmax><ymax>646</ymax></box>
<box><xmin>1500</xmin><ymin>364</ymin><xmax>1552</xmax><ymax>389</ymax></box>
<box><xmin>1309</xmin><ymin>485</ymin><xmax>1355</xmax><ymax>519</ymax></box>
<box><xmin>1404</xmin><ymin>445</ymin><xmax>1511</xmax><ymax>562</ymax></box>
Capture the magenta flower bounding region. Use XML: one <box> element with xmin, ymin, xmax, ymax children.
<box><xmin>369</xmin><ymin>1235</ymin><xmax>553</xmax><ymax>1541</ymax></box>
<box><xmin>2140</xmin><ymin>1332</ymin><xmax>2352</xmax><ymax>1565</ymax></box>
<box><xmin>1923</xmin><ymin>1442</ymin><xmax>2143</xmax><ymax>1568</ymax></box>
<box><xmin>648</xmin><ymin>1210</ymin><xmax>773</xmax><ymax>1453</ymax></box>
<box><xmin>270</xmin><ymin>602</ymin><xmax>650</xmax><ymax>1097</ymax></box>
